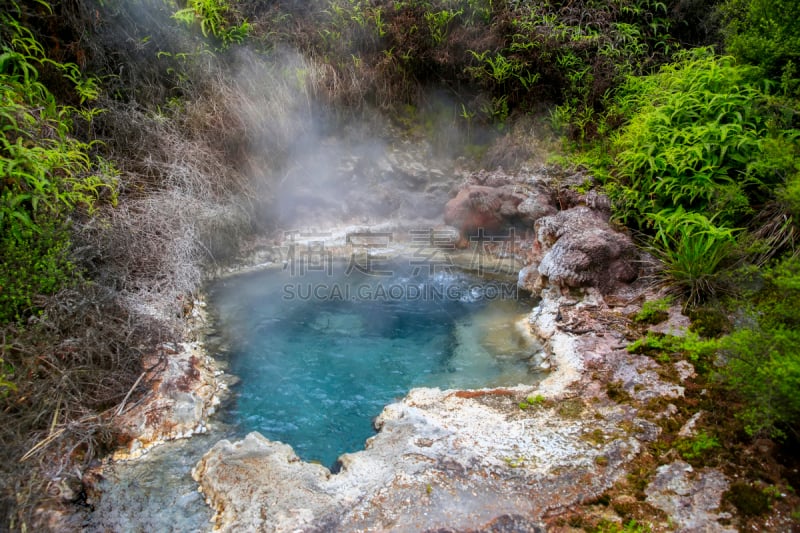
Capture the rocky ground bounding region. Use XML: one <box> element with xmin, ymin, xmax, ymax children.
<box><xmin>82</xmin><ymin>148</ymin><xmax>800</xmax><ymax>531</ymax></box>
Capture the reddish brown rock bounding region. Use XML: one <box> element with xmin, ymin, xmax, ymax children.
<box><xmin>444</xmin><ymin>185</ymin><xmax>524</xmax><ymax>234</ymax></box>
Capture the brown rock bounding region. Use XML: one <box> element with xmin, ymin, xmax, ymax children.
<box><xmin>444</xmin><ymin>185</ymin><xmax>527</xmax><ymax>234</ymax></box>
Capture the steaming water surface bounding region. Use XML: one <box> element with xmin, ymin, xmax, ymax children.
<box><xmin>210</xmin><ymin>260</ymin><xmax>546</xmax><ymax>468</ymax></box>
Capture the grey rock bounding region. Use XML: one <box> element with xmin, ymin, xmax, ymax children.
<box><xmin>193</xmin><ymin>433</ymin><xmax>337</xmax><ymax>532</ymax></box>
<box><xmin>645</xmin><ymin>460</ymin><xmax>735</xmax><ymax>533</ymax></box>
<box><xmin>677</xmin><ymin>411</ymin><xmax>705</xmax><ymax>438</ymax></box>
<box><xmin>193</xmin><ymin>384</ymin><xmax>644</xmax><ymax>532</ymax></box>
<box><xmin>531</xmin><ymin>207</ymin><xmax>638</xmax><ymax>293</ymax></box>
<box><xmin>516</xmin><ymin>195</ymin><xmax>557</xmax><ymax>226</ymax></box>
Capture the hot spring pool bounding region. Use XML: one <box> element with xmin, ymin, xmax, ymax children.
<box><xmin>209</xmin><ymin>260</ymin><xmax>545</xmax><ymax>468</ymax></box>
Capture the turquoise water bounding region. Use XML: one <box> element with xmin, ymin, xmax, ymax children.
<box><xmin>210</xmin><ymin>260</ymin><xmax>543</xmax><ymax>468</ymax></box>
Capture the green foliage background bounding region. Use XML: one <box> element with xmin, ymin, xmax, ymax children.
<box><xmin>1</xmin><ymin>4</ymin><xmax>116</xmax><ymax>326</ymax></box>
<box><xmin>569</xmin><ymin>0</ymin><xmax>800</xmax><ymax>439</ymax></box>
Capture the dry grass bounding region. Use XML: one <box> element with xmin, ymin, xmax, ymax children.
<box><xmin>0</xmin><ymin>285</ymin><xmax>167</xmax><ymax>528</ymax></box>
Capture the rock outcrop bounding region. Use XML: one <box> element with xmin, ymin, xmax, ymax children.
<box><xmin>444</xmin><ymin>168</ymin><xmax>638</xmax><ymax>295</ymax></box>
<box><xmin>528</xmin><ymin>207</ymin><xmax>638</xmax><ymax>293</ymax></box>
<box><xmin>112</xmin><ymin>340</ymin><xmax>224</xmax><ymax>459</ymax></box>
<box><xmin>443</xmin><ymin>171</ymin><xmax>556</xmax><ymax>235</ymax></box>
<box><xmin>645</xmin><ymin>461</ymin><xmax>735</xmax><ymax>533</ymax></box>
<box><xmin>194</xmin><ymin>383</ymin><xmax>648</xmax><ymax>532</ymax></box>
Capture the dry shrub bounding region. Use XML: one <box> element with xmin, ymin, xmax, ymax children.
<box><xmin>80</xmin><ymin>46</ymin><xmax>325</xmax><ymax>319</ymax></box>
<box><xmin>1</xmin><ymin>14</ymin><xmax>330</xmax><ymax>528</ymax></box>
<box><xmin>483</xmin><ymin>114</ymin><xmax>558</xmax><ymax>170</ymax></box>
<box><xmin>0</xmin><ymin>285</ymin><xmax>169</xmax><ymax>529</ymax></box>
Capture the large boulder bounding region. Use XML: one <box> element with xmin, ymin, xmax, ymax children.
<box><xmin>443</xmin><ymin>172</ymin><xmax>556</xmax><ymax>235</ymax></box>
<box><xmin>444</xmin><ymin>185</ymin><xmax>524</xmax><ymax>234</ymax></box>
<box><xmin>522</xmin><ymin>206</ymin><xmax>638</xmax><ymax>294</ymax></box>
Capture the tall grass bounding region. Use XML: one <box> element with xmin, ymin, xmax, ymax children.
<box><xmin>649</xmin><ymin>210</ymin><xmax>738</xmax><ymax>306</ymax></box>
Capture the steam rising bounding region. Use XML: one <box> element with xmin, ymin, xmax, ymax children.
<box><xmin>78</xmin><ymin>1</ymin><xmax>509</xmax><ymax>320</ymax></box>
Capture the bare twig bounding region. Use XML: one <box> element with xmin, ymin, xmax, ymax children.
<box><xmin>116</xmin><ymin>371</ymin><xmax>147</xmax><ymax>417</ymax></box>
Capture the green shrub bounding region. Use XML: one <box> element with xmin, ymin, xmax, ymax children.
<box><xmin>605</xmin><ymin>49</ymin><xmax>794</xmax><ymax>230</ymax></box>
<box><xmin>778</xmin><ymin>171</ymin><xmax>800</xmax><ymax>221</ymax></box>
<box><xmin>0</xmin><ymin>218</ymin><xmax>74</xmax><ymax>323</ymax></box>
<box><xmin>634</xmin><ymin>296</ymin><xmax>673</xmax><ymax>324</ymax></box>
<box><xmin>173</xmin><ymin>0</ymin><xmax>250</xmax><ymax>48</ymax></box>
<box><xmin>719</xmin><ymin>323</ymin><xmax>800</xmax><ymax>438</ymax></box>
<box><xmin>675</xmin><ymin>430</ymin><xmax>720</xmax><ymax>462</ymax></box>
<box><xmin>717</xmin><ymin>256</ymin><xmax>800</xmax><ymax>438</ymax></box>
<box><xmin>720</xmin><ymin>0</ymin><xmax>800</xmax><ymax>87</ymax></box>
<box><xmin>574</xmin><ymin>48</ymin><xmax>799</xmax><ymax>307</ymax></box>
<box><xmin>0</xmin><ymin>4</ymin><xmax>117</xmax><ymax>323</ymax></box>
<box><xmin>649</xmin><ymin>211</ymin><xmax>738</xmax><ymax>305</ymax></box>
<box><xmin>506</xmin><ymin>0</ymin><xmax>673</xmax><ymax>138</ymax></box>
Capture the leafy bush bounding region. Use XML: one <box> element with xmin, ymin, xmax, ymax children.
<box><xmin>605</xmin><ymin>49</ymin><xmax>794</xmax><ymax>229</ymax></box>
<box><xmin>1</xmin><ymin>4</ymin><xmax>117</xmax><ymax>322</ymax></box>
<box><xmin>574</xmin><ymin>47</ymin><xmax>799</xmax><ymax>304</ymax></box>
<box><xmin>717</xmin><ymin>256</ymin><xmax>800</xmax><ymax>438</ymax></box>
<box><xmin>720</xmin><ymin>0</ymin><xmax>800</xmax><ymax>89</ymax></box>
<box><xmin>649</xmin><ymin>210</ymin><xmax>738</xmax><ymax>305</ymax></box>
<box><xmin>173</xmin><ymin>0</ymin><xmax>250</xmax><ymax>48</ymax></box>
<box><xmin>0</xmin><ymin>219</ymin><xmax>74</xmax><ymax>323</ymax></box>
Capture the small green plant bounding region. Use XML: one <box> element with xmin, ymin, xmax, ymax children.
<box><xmin>606</xmin><ymin>381</ymin><xmax>633</xmax><ymax>403</ymax></box>
<box><xmin>519</xmin><ymin>393</ymin><xmax>545</xmax><ymax>410</ymax></box>
<box><xmin>527</xmin><ymin>394</ymin><xmax>545</xmax><ymax>405</ymax></box>
<box><xmin>173</xmin><ymin>0</ymin><xmax>250</xmax><ymax>47</ymax></box>
<box><xmin>594</xmin><ymin>519</ymin><xmax>652</xmax><ymax>533</ymax></box>
<box><xmin>0</xmin><ymin>357</ymin><xmax>15</xmax><ymax>396</ymax></box>
<box><xmin>627</xmin><ymin>330</ymin><xmax>718</xmax><ymax>372</ymax></box>
<box><xmin>503</xmin><ymin>455</ymin><xmax>527</xmax><ymax>468</ymax></box>
<box><xmin>675</xmin><ymin>430</ymin><xmax>720</xmax><ymax>462</ymax></box>
<box><xmin>634</xmin><ymin>296</ymin><xmax>673</xmax><ymax>324</ymax></box>
<box><xmin>583</xmin><ymin>428</ymin><xmax>606</xmax><ymax>445</ymax></box>
<box><xmin>424</xmin><ymin>8</ymin><xmax>462</xmax><ymax>45</ymax></box>
<box><xmin>479</xmin><ymin>95</ymin><xmax>509</xmax><ymax>129</ymax></box>
<box><xmin>649</xmin><ymin>211</ymin><xmax>738</xmax><ymax>307</ymax></box>
<box><xmin>791</xmin><ymin>506</ymin><xmax>800</xmax><ymax>521</ymax></box>
<box><xmin>467</xmin><ymin>49</ymin><xmax>540</xmax><ymax>93</ymax></box>
<box><xmin>627</xmin><ymin>331</ymin><xmax>682</xmax><ymax>355</ymax></box>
